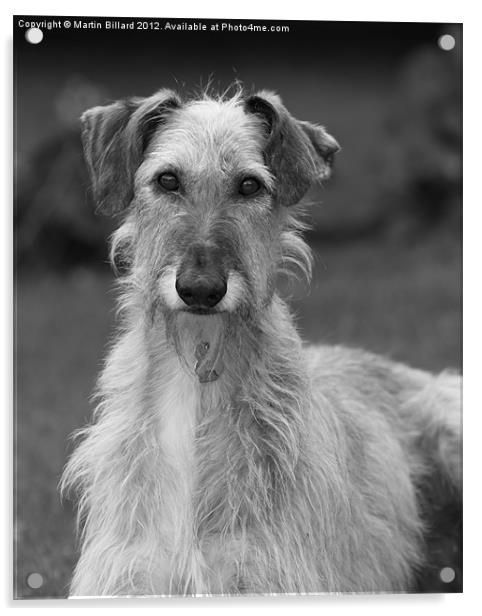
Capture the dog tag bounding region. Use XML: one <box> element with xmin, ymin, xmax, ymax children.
<box><xmin>194</xmin><ymin>340</ymin><xmax>224</xmax><ymax>383</ymax></box>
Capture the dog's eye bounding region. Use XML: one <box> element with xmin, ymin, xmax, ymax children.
<box><xmin>239</xmin><ymin>177</ymin><xmax>261</xmax><ymax>197</ymax></box>
<box><xmin>157</xmin><ymin>173</ymin><xmax>180</xmax><ymax>191</ymax></box>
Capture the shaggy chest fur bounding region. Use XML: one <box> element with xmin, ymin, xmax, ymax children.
<box><xmin>143</xmin><ymin>311</ymin><xmax>317</xmax><ymax>594</ymax></box>
<box><xmin>61</xmin><ymin>303</ymin><xmax>460</xmax><ymax>596</ymax></box>
<box><xmin>156</xmin><ymin>368</ymin><xmax>198</xmax><ymax>548</ymax></box>
<box><xmin>153</xmin><ymin>348</ymin><xmax>236</xmax><ymax>593</ymax></box>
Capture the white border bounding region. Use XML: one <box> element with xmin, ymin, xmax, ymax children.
<box><xmin>3</xmin><ymin>1</ymin><xmax>480</xmax><ymax>614</ymax></box>
<box><xmin>1</xmin><ymin>0</ymin><xmax>471</xmax><ymax>22</ymax></box>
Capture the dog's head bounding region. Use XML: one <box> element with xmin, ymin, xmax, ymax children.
<box><xmin>81</xmin><ymin>88</ymin><xmax>339</xmax><ymax>319</ymax></box>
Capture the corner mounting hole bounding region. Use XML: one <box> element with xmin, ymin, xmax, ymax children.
<box><xmin>438</xmin><ymin>34</ymin><xmax>455</xmax><ymax>51</ymax></box>
<box><xmin>26</xmin><ymin>572</ymin><xmax>44</xmax><ymax>589</ymax></box>
<box><xmin>25</xmin><ymin>28</ymin><xmax>44</xmax><ymax>44</ymax></box>
<box><xmin>439</xmin><ymin>566</ymin><xmax>456</xmax><ymax>583</ymax></box>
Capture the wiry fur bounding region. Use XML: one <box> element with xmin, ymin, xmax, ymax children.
<box><xmin>60</xmin><ymin>89</ymin><xmax>461</xmax><ymax>596</ymax></box>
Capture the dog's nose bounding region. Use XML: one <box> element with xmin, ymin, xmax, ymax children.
<box><xmin>176</xmin><ymin>274</ymin><xmax>227</xmax><ymax>309</ymax></box>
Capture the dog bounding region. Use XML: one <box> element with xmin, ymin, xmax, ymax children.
<box><xmin>60</xmin><ymin>88</ymin><xmax>462</xmax><ymax>596</ymax></box>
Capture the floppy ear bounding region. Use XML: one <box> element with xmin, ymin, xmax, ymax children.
<box><xmin>81</xmin><ymin>89</ymin><xmax>181</xmax><ymax>215</ymax></box>
<box><xmin>245</xmin><ymin>90</ymin><xmax>340</xmax><ymax>206</ymax></box>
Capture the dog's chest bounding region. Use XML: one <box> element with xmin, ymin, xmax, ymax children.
<box><xmin>155</xmin><ymin>366</ymin><xmax>230</xmax><ymax>590</ymax></box>
<box><xmin>158</xmin><ymin>370</ymin><xmax>198</xmax><ymax>469</ymax></box>
<box><xmin>156</xmin><ymin>368</ymin><xmax>204</xmax><ymax>563</ymax></box>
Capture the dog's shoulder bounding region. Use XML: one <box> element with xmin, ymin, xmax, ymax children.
<box><xmin>302</xmin><ymin>342</ymin><xmax>461</xmax><ymax>443</ymax></box>
<box><xmin>303</xmin><ymin>343</ymin><xmax>416</xmax><ymax>392</ymax></box>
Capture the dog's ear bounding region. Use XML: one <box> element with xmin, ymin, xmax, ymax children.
<box><xmin>81</xmin><ymin>89</ymin><xmax>181</xmax><ymax>215</ymax></box>
<box><xmin>245</xmin><ymin>90</ymin><xmax>340</xmax><ymax>206</ymax></box>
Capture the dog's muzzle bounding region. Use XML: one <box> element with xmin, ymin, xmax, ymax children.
<box><xmin>175</xmin><ymin>244</ymin><xmax>227</xmax><ymax>312</ymax></box>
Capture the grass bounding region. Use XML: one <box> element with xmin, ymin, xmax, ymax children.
<box><xmin>13</xmin><ymin>233</ymin><xmax>461</xmax><ymax>598</ymax></box>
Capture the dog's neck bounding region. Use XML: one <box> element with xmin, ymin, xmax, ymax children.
<box><xmin>151</xmin><ymin>293</ymin><xmax>305</xmax><ymax>399</ymax></box>
<box><xmin>140</xmin><ymin>292</ymin><xmax>309</xmax><ymax>452</ymax></box>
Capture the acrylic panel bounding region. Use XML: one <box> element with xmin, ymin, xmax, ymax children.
<box><xmin>13</xmin><ymin>16</ymin><xmax>462</xmax><ymax>598</ymax></box>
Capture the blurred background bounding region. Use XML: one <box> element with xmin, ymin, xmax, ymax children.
<box><xmin>14</xmin><ymin>18</ymin><xmax>462</xmax><ymax>597</ymax></box>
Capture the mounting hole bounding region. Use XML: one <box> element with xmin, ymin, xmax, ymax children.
<box><xmin>438</xmin><ymin>34</ymin><xmax>455</xmax><ymax>51</ymax></box>
<box><xmin>26</xmin><ymin>572</ymin><xmax>44</xmax><ymax>589</ymax></box>
<box><xmin>25</xmin><ymin>27</ymin><xmax>44</xmax><ymax>44</ymax></box>
<box><xmin>439</xmin><ymin>566</ymin><xmax>456</xmax><ymax>583</ymax></box>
